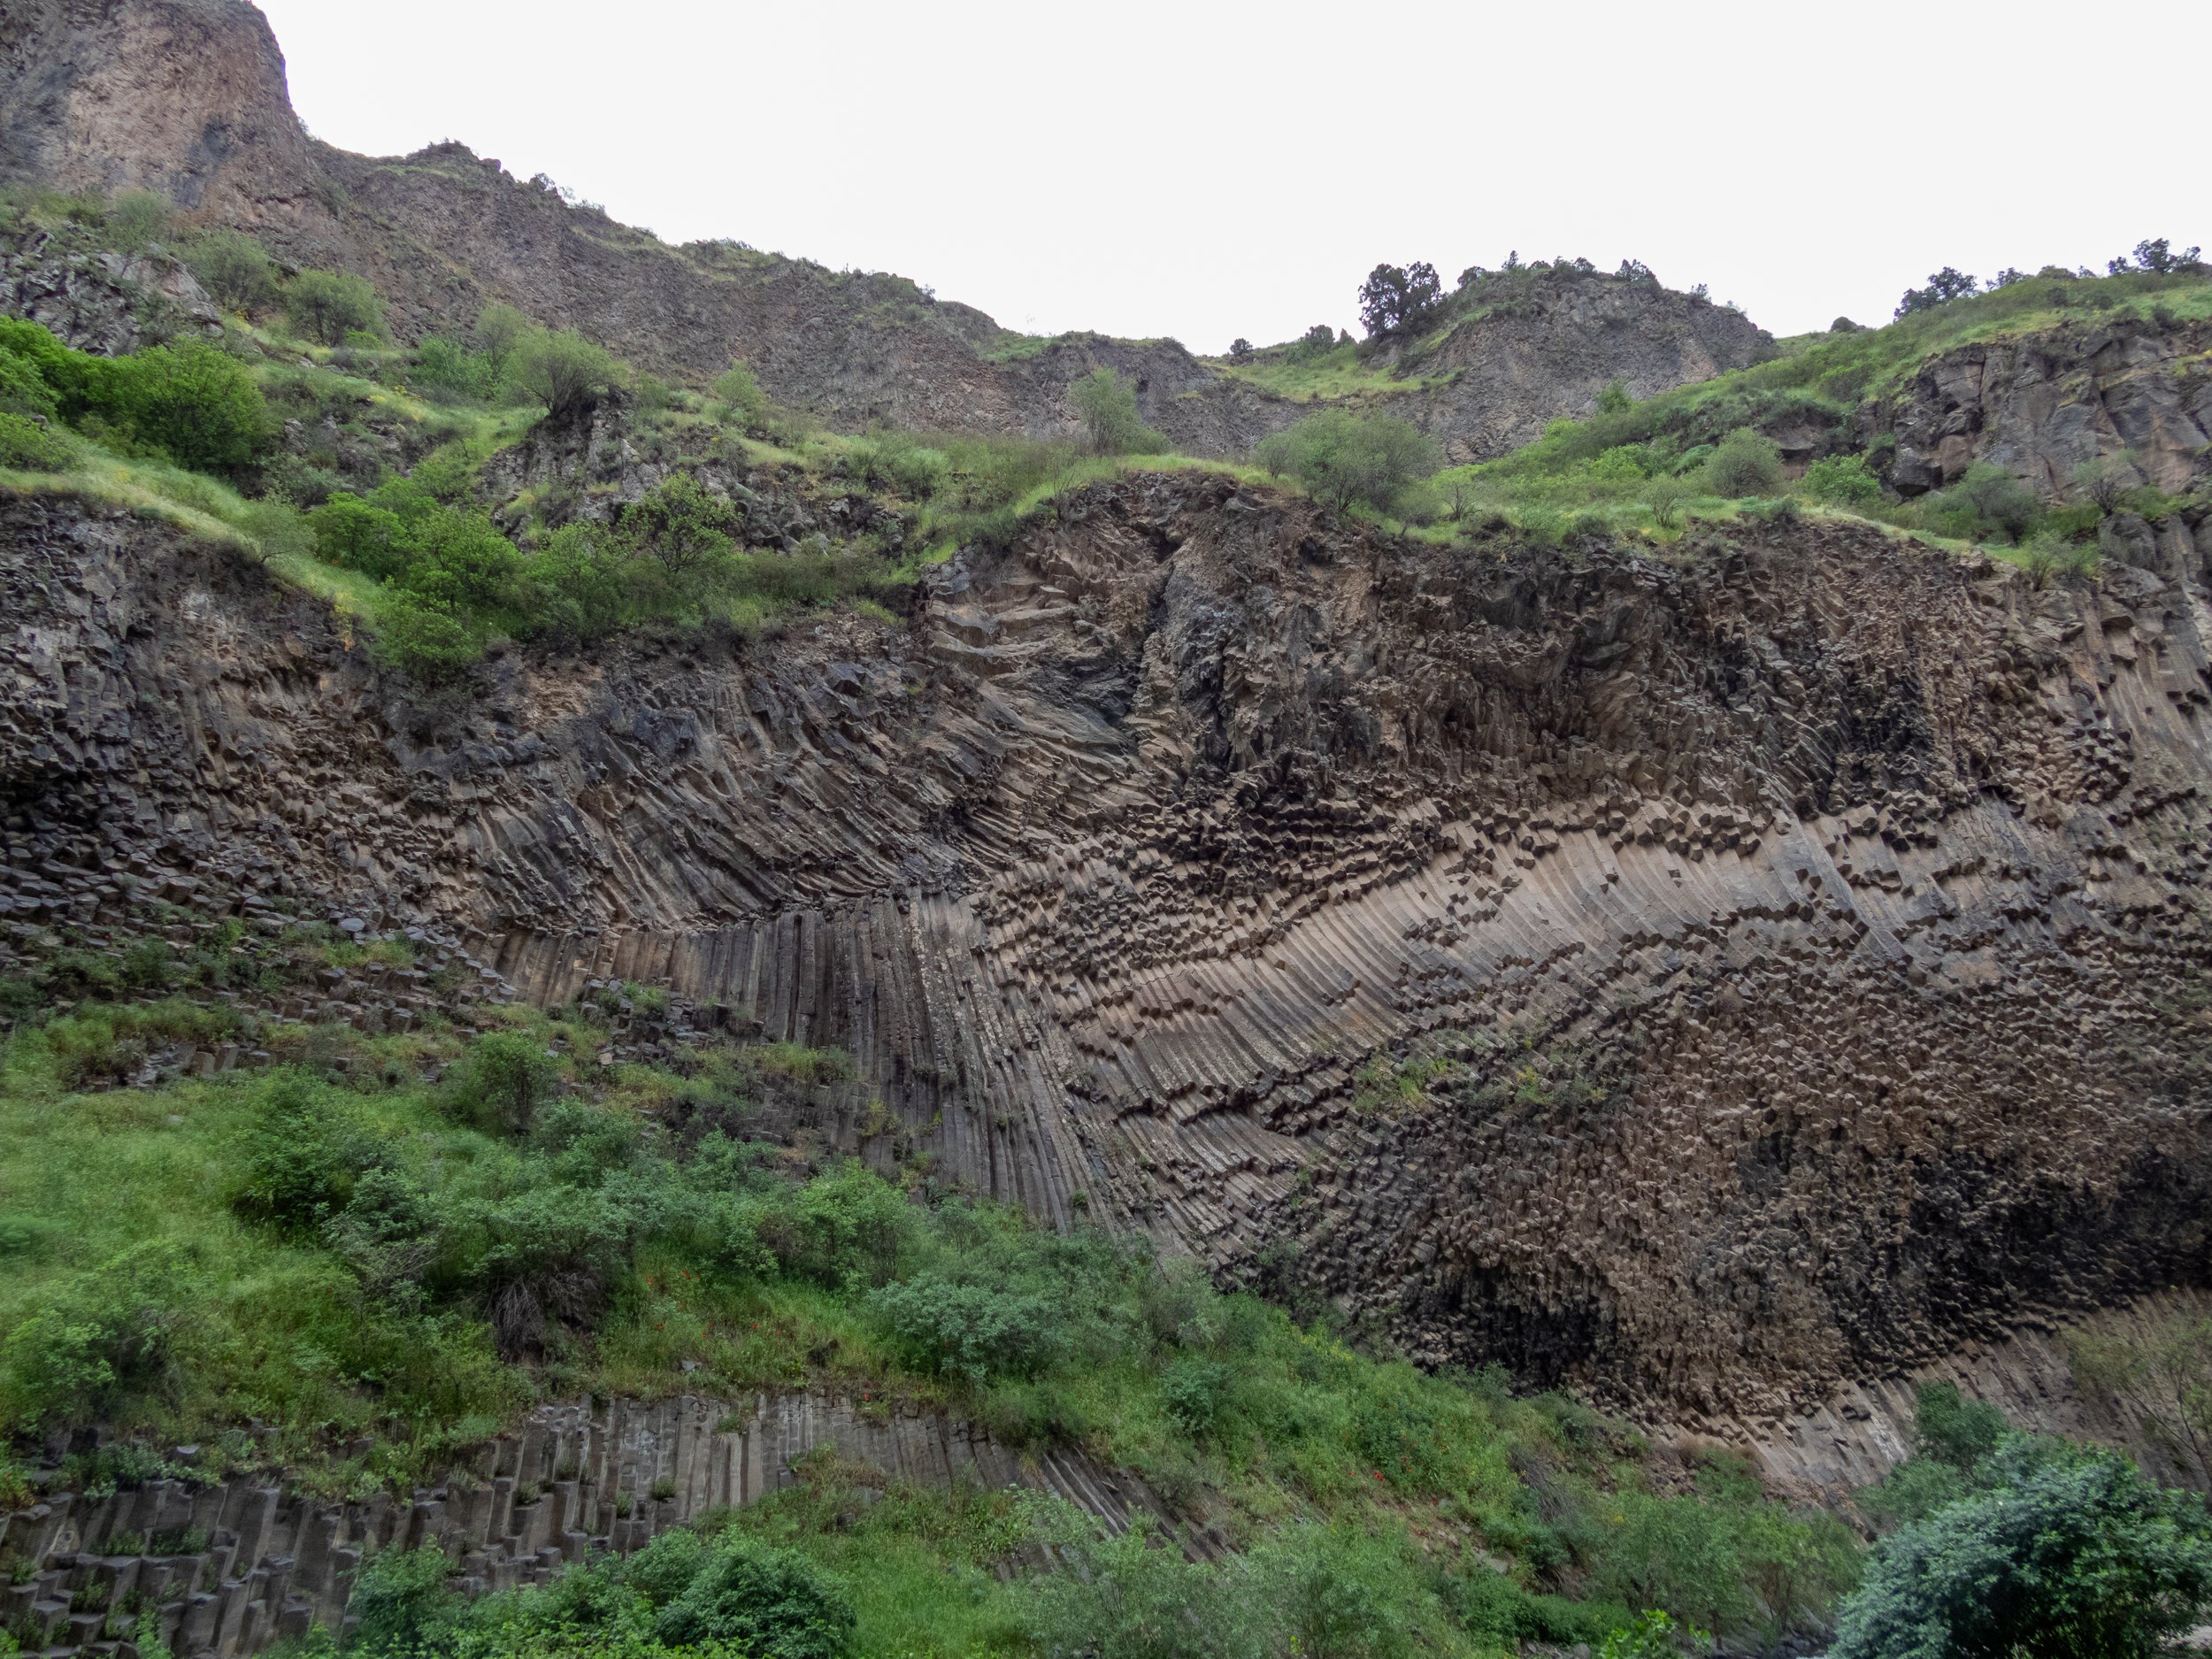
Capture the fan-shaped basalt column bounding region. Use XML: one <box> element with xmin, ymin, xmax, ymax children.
<box><xmin>7</xmin><ymin>477</ymin><xmax>2211</xmax><ymax>1426</ymax></box>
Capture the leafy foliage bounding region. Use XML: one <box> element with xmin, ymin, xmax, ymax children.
<box><xmin>284</xmin><ymin>270</ymin><xmax>386</xmax><ymax>346</ymax></box>
<box><xmin>506</xmin><ymin>327</ymin><xmax>620</xmax><ymax>416</ymax></box>
<box><xmin>181</xmin><ymin>230</ymin><xmax>280</xmax><ymax>314</ymax></box>
<box><xmin>1833</xmin><ymin>1438</ymin><xmax>2212</xmax><ymax>1659</ymax></box>
<box><xmin>1357</xmin><ymin>262</ymin><xmax>1443</xmax><ymax>337</ymax></box>
<box><xmin>1253</xmin><ymin>409</ymin><xmax>1441</xmax><ymax>515</ymax></box>
<box><xmin>1071</xmin><ymin>367</ymin><xmax>1162</xmax><ymax>456</ymax></box>
<box><xmin>1702</xmin><ymin>427</ymin><xmax>1783</xmax><ymax>497</ymax></box>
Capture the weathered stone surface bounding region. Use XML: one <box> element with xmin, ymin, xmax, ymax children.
<box><xmin>1862</xmin><ymin>311</ymin><xmax>2212</xmax><ymax>496</ymax></box>
<box><xmin>6</xmin><ymin>476</ymin><xmax>2209</xmax><ymax>1446</ymax></box>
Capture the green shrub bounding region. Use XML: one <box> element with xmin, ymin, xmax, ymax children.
<box><xmin>1253</xmin><ymin>409</ymin><xmax>1442</xmax><ymax>515</ymax></box>
<box><xmin>1922</xmin><ymin>463</ymin><xmax>2039</xmax><ymax>543</ymax></box>
<box><xmin>284</xmin><ymin>269</ymin><xmax>385</xmax><ymax>346</ymax></box>
<box><xmin>713</xmin><ymin>362</ymin><xmax>769</xmax><ymax>429</ymax></box>
<box><xmin>1070</xmin><ymin>367</ymin><xmax>1161</xmax><ymax>456</ymax></box>
<box><xmin>376</xmin><ymin>594</ymin><xmax>486</xmax><ymax>677</ymax></box>
<box><xmin>846</xmin><ymin>432</ymin><xmax>949</xmax><ymax>499</ymax></box>
<box><xmin>1702</xmin><ymin>427</ymin><xmax>1783</xmax><ymax>496</ymax></box>
<box><xmin>1912</xmin><ymin>1382</ymin><xmax>2007</xmax><ymax>1470</ymax></box>
<box><xmin>108</xmin><ymin>340</ymin><xmax>272</xmax><ymax>471</ymax></box>
<box><xmin>0</xmin><ymin>411</ymin><xmax>72</xmax><ymax>471</ymax></box>
<box><xmin>444</xmin><ymin>1030</ymin><xmax>559</xmax><ymax>1135</ymax></box>
<box><xmin>867</xmin><ymin>1272</ymin><xmax>1069</xmax><ymax>1384</ymax></box>
<box><xmin>1595</xmin><ymin>379</ymin><xmax>1632</xmax><ymax>416</ymax></box>
<box><xmin>411</xmin><ymin>336</ymin><xmax>500</xmax><ymax>401</ymax></box>
<box><xmin>1832</xmin><ymin>1439</ymin><xmax>2212</xmax><ymax>1659</ymax></box>
<box><xmin>1801</xmin><ymin>453</ymin><xmax>1883</xmax><ymax>506</ymax></box>
<box><xmin>506</xmin><ymin>328</ymin><xmax>619</xmax><ymax>415</ymax></box>
<box><xmin>105</xmin><ymin>190</ymin><xmax>173</xmax><ymax>251</ymax></box>
<box><xmin>1021</xmin><ymin>1517</ymin><xmax>1229</xmax><ymax>1659</ymax></box>
<box><xmin>1160</xmin><ymin>1354</ymin><xmax>1231</xmax><ymax>1437</ymax></box>
<box><xmin>653</xmin><ymin>1538</ymin><xmax>855</xmax><ymax>1659</ymax></box>
<box><xmin>0</xmin><ymin>1242</ymin><xmax>190</xmax><ymax>1431</ymax></box>
<box><xmin>0</xmin><ymin>350</ymin><xmax>60</xmax><ymax>419</ymax></box>
<box><xmin>349</xmin><ymin>1544</ymin><xmax>457</xmax><ymax>1652</ymax></box>
<box><xmin>181</xmin><ymin>230</ymin><xmax>279</xmax><ymax>314</ymax></box>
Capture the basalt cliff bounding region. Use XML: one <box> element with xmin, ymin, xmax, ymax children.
<box><xmin>7</xmin><ymin>470</ymin><xmax>2210</xmax><ymax>1469</ymax></box>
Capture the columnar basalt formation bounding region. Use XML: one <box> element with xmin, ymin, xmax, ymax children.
<box><xmin>0</xmin><ymin>1393</ymin><xmax>1179</xmax><ymax>1659</ymax></box>
<box><xmin>7</xmin><ymin>477</ymin><xmax>2209</xmax><ymax>1440</ymax></box>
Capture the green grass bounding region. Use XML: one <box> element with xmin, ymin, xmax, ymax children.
<box><xmin>0</xmin><ymin>936</ymin><xmax>1859</xmax><ymax>1647</ymax></box>
<box><xmin>1216</xmin><ymin>338</ymin><xmax>1449</xmax><ymax>403</ymax></box>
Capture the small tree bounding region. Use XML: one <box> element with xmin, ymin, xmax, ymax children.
<box><xmin>619</xmin><ymin>472</ymin><xmax>740</xmax><ymax>578</ymax></box>
<box><xmin>284</xmin><ymin>269</ymin><xmax>385</xmax><ymax>345</ymax></box>
<box><xmin>505</xmin><ymin>327</ymin><xmax>619</xmax><ymax>416</ymax></box>
<box><xmin>1228</xmin><ymin>337</ymin><xmax>1254</xmax><ymax>362</ymax></box>
<box><xmin>1702</xmin><ymin>427</ymin><xmax>1783</xmax><ymax>496</ymax></box>
<box><xmin>1071</xmin><ymin>366</ymin><xmax>1160</xmax><ymax>456</ymax></box>
<box><xmin>2071</xmin><ymin>452</ymin><xmax>2133</xmax><ymax>512</ymax></box>
<box><xmin>1595</xmin><ymin>379</ymin><xmax>1632</xmax><ymax>415</ymax></box>
<box><xmin>1357</xmin><ymin>262</ymin><xmax>1442</xmax><ymax>337</ymax></box>
<box><xmin>182</xmin><ymin>230</ymin><xmax>279</xmax><ymax>313</ymax></box>
<box><xmin>472</xmin><ymin>301</ymin><xmax>532</xmax><ymax>365</ymax></box>
<box><xmin>1253</xmin><ymin>409</ymin><xmax>1441</xmax><ymax>516</ymax></box>
<box><xmin>1831</xmin><ymin>1439</ymin><xmax>2212</xmax><ymax>1659</ymax></box>
<box><xmin>2112</xmin><ymin>239</ymin><xmax>2203</xmax><ymax>275</ymax></box>
<box><xmin>713</xmin><ymin>361</ymin><xmax>770</xmax><ymax>428</ymax></box>
<box><xmin>1893</xmin><ymin>266</ymin><xmax>1980</xmax><ymax>319</ymax></box>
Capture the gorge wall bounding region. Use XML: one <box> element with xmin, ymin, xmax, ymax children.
<box><xmin>0</xmin><ymin>0</ymin><xmax>1769</xmax><ymax>457</ymax></box>
<box><xmin>7</xmin><ymin>474</ymin><xmax>2211</xmax><ymax>1447</ymax></box>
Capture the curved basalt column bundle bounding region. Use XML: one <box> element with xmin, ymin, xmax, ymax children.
<box><xmin>5</xmin><ymin>478</ymin><xmax>2211</xmax><ymax>1430</ymax></box>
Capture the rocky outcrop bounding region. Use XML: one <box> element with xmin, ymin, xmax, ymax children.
<box><xmin>0</xmin><ymin>227</ymin><xmax>225</xmax><ymax>353</ymax></box>
<box><xmin>1863</xmin><ymin>311</ymin><xmax>2212</xmax><ymax>497</ymax></box>
<box><xmin>7</xmin><ymin>476</ymin><xmax>2212</xmax><ymax>1446</ymax></box>
<box><xmin>1391</xmin><ymin>275</ymin><xmax>1773</xmax><ymax>462</ymax></box>
<box><xmin>0</xmin><ymin>3</ymin><xmax>1758</xmax><ymax>459</ymax></box>
<box><xmin>0</xmin><ymin>1392</ymin><xmax>1183</xmax><ymax>1659</ymax></box>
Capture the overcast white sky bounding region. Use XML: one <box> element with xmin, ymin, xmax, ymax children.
<box><xmin>256</xmin><ymin>0</ymin><xmax>2207</xmax><ymax>353</ymax></box>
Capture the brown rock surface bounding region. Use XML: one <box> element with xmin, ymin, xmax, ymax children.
<box><xmin>7</xmin><ymin>475</ymin><xmax>2210</xmax><ymax>1436</ymax></box>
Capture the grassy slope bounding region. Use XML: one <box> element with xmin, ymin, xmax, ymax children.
<box><xmin>0</xmin><ymin>911</ymin><xmax>1859</xmax><ymax>1652</ymax></box>
<box><xmin>1429</xmin><ymin>267</ymin><xmax>2212</xmax><ymax>557</ymax></box>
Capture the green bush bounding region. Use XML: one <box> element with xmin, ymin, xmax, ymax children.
<box><xmin>713</xmin><ymin>362</ymin><xmax>770</xmax><ymax>429</ymax></box>
<box><xmin>1801</xmin><ymin>453</ymin><xmax>1883</xmax><ymax>506</ymax></box>
<box><xmin>1071</xmin><ymin>367</ymin><xmax>1162</xmax><ymax>456</ymax></box>
<box><xmin>0</xmin><ymin>350</ymin><xmax>60</xmax><ymax>419</ymax></box>
<box><xmin>445</xmin><ymin>1030</ymin><xmax>560</xmax><ymax>1135</ymax></box>
<box><xmin>181</xmin><ymin>230</ymin><xmax>279</xmax><ymax>314</ymax></box>
<box><xmin>1921</xmin><ymin>463</ymin><xmax>2039</xmax><ymax>543</ymax></box>
<box><xmin>0</xmin><ymin>1242</ymin><xmax>190</xmax><ymax>1431</ymax></box>
<box><xmin>506</xmin><ymin>327</ymin><xmax>619</xmax><ymax>415</ymax></box>
<box><xmin>0</xmin><ymin>411</ymin><xmax>72</xmax><ymax>471</ymax></box>
<box><xmin>1021</xmin><ymin>1517</ymin><xmax>1230</xmax><ymax>1659</ymax></box>
<box><xmin>411</xmin><ymin>336</ymin><xmax>501</xmax><ymax>401</ymax></box>
<box><xmin>867</xmin><ymin>1272</ymin><xmax>1069</xmax><ymax>1384</ymax></box>
<box><xmin>1702</xmin><ymin>427</ymin><xmax>1783</xmax><ymax>496</ymax></box>
<box><xmin>105</xmin><ymin>190</ymin><xmax>173</xmax><ymax>251</ymax></box>
<box><xmin>653</xmin><ymin>1538</ymin><xmax>856</xmax><ymax>1659</ymax></box>
<box><xmin>1832</xmin><ymin>1439</ymin><xmax>2212</xmax><ymax>1659</ymax></box>
<box><xmin>1253</xmin><ymin>409</ymin><xmax>1442</xmax><ymax>515</ymax></box>
<box><xmin>349</xmin><ymin>1544</ymin><xmax>457</xmax><ymax>1652</ymax></box>
<box><xmin>284</xmin><ymin>269</ymin><xmax>385</xmax><ymax>346</ymax></box>
<box><xmin>1912</xmin><ymin>1382</ymin><xmax>2007</xmax><ymax>1469</ymax></box>
<box><xmin>108</xmin><ymin>340</ymin><xmax>272</xmax><ymax>471</ymax></box>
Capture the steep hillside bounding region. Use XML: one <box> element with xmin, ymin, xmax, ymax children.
<box><xmin>0</xmin><ymin>0</ymin><xmax>1765</xmax><ymax>457</ymax></box>
<box><xmin>7</xmin><ymin>469</ymin><xmax>2209</xmax><ymax>1451</ymax></box>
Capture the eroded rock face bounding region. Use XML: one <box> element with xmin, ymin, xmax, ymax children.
<box><xmin>0</xmin><ymin>227</ymin><xmax>224</xmax><ymax>354</ymax></box>
<box><xmin>0</xmin><ymin>2</ymin><xmax>1759</xmax><ymax>460</ymax></box>
<box><xmin>7</xmin><ymin>477</ymin><xmax>2210</xmax><ymax>1433</ymax></box>
<box><xmin>1863</xmin><ymin>311</ymin><xmax>2212</xmax><ymax>497</ymax></box>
